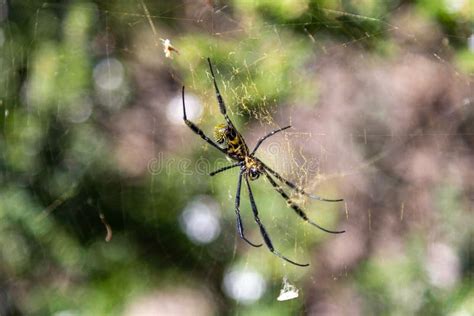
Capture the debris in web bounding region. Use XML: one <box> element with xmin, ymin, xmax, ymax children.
<box><xmin>161</xmin><ymin>38</ymin><xmax>179</xmax><ymax>59</ymax></box>
<box><xmin>277</xmin><ymin>277</ymin><xmax>299</xmax><ymax>301</ymax></box>
<box><xmin>99</xmin><ymin>213</ymin><xmax>113</xmax><ymax>242</ymax></box>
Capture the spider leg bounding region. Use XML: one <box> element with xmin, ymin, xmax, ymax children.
<box><xmin>245</xmin><ymin>175</ymin><xmax>309</xmax><ymax>267</ymax></box>
<box><xmin>250</xmin><ymin>125</ymin><xmax>291</xmax><ymax>155</ymax></box>
<box><xmin>207</xmin><ymin>58</ymin><xmax>233</xmax><ymax>126</ymax></box>
<box><xmin>182</xmin><ymin>86</ymin><xmax>228</xmax><ymax>155</ymax></box>
<box><xmin>263</xmin><ymin>171</ymin><xmax>345</xmax><ymax>234</ymax></box>
<box><xmin>235</xmin><ymin>170</ymin><xmax>262</xmax><ymax>248</ymax></box>
<box><xmin>259</xmin><ymin>160</ymin><xmax>343</xmax><ymax>202</ymax></box>
<box><xmin>209</xmin><ymin>162</ymin><xmax>241</xmax><ymax>176</ymax></box>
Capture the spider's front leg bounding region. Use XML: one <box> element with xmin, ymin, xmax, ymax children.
<box><xmin>245</xmin><ymin>175</ymin><xmax>309</xmax><ymax>267</ymax></box>
<box><xmin>263</xmin><ymin>171</ymin><xmax>345</xmax><ymax>234</ymax></box>
<box><xmin>259</xmin><ymin>160</ymin><xmax>344</xmax><ymax>202</ymax></box>
<box><xmin>209</xmin><ymin>162</ymin><xmax>241</xmax><ymax>176</ymax></box>
<box><xmin>234</xmin><ymin>169</ymin><xmax>262</xmax><ymax>248</ymax></box>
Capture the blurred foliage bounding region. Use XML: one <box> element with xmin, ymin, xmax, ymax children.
<box><xmin>0</xmin><ymin>0</ymin><xmax>473</xmax><ymax>315</ymax></box>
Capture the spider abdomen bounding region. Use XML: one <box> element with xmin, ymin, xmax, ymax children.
<box><xmin>214</xmin><ymin>124</ymin><xmax>249</xmax><ymax>159</ymax></box>
<box><xmin>213</xmin><ymin>124</ymin><xmax>227</xmax><ymax>144</ymax></box>
<box><xmin>227</xmin><ymin>137</ymin><xmax>247</xmax><ymax>158</ymax></box>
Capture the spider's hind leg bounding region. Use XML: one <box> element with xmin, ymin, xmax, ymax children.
<box><xmin>182</xmin><ymin>86</ymin><xmax>227</xmax><ymax>155</ymax></box>
<box><xmin>207</xmin><ymin>58</ymin><xmax>233</xmax><ymax>125</ymax></box>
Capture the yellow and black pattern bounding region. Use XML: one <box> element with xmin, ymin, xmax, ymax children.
<box><xmin>182</xmin><ymin>58</ymin><xmax>345</xmax><ymax>267</ymax></box>
<box><xmin>213</xmin><ymin>122</ymin><xmax>249</xmax><ymax>159</ymax></box>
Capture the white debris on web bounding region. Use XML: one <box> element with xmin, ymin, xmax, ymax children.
<box><xmin>277</xmin><ymin>277</ymin><xmax>299</xmax><ymax>301</ymax></box>
<box><xmin>161</xmin><ymin>38</ymin><xmax>179</xmax><ymax>59</ymax></box>
<box><xmin>99</xmin><ymin>213</ymin><xmax>113</xmax><ymax>242</ymax></box>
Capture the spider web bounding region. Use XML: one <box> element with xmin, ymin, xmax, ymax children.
<box><xmin>2</xmin><ymin>0</ymin><xmax>474</xmax><ymax>315</ymax></box>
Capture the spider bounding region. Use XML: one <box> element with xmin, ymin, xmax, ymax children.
<box><xmin>182</xmin><ymin>58</ymin><xmax>345</xmax><ymax>267</ymax></box>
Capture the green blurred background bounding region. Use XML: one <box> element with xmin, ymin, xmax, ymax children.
<box><xmin>1</xmin><ymin>0</ymin><xmax>474</xmax><ymax>315</ymax></box>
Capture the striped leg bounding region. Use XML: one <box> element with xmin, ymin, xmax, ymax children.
<box><xmin>264</xmin><ymin>171</ymin><xmax>345</xmax><ymax>234</ymax></box>
<box><xmin>259</xmin><ymin>160</ymin><xmax>343</xmax><ymax>202</ymax></box>
<box><xmin>245</xmin><ymin>175</ymin><xmax>309</xmax><ymax>267</ymax></box>
<box><xmin>207</xmin><ymin>58</ymin><xmax>234</xmax><ymax>126</ymax></box>
<box><xmin>235</xmin><ymin>170</ymin><xmax>262</xmax><ymax>247</ymax></box>
<box><xmin>209</xmin><ymin>162</ymin><xmax>241</xmax><ymax>176</ymax></box>
<box><xmin>251</xmin><ymin>126</ymin><xmax>291</xmax><ymax>155</ymax></box>
<box><xmin>182</xmin><ymin>86</ymin><xmax>228</xmax><ymax>155</ymax></box>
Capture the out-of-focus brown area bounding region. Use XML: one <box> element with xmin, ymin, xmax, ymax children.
<box><xmin>291</xmin><ymin>50</ymin><xmax>474</xmax><ymax>314</ymax></box>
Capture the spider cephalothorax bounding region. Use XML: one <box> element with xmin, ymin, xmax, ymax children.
<box><xmin>182</xmin><ymin>58</ymin><xmax>345</xmax><ymax>267</ymax></box>
<box><xmin>244</xmin><ymin>156</ymin><xmax>261</xmax><ymax>180</ymax></box>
